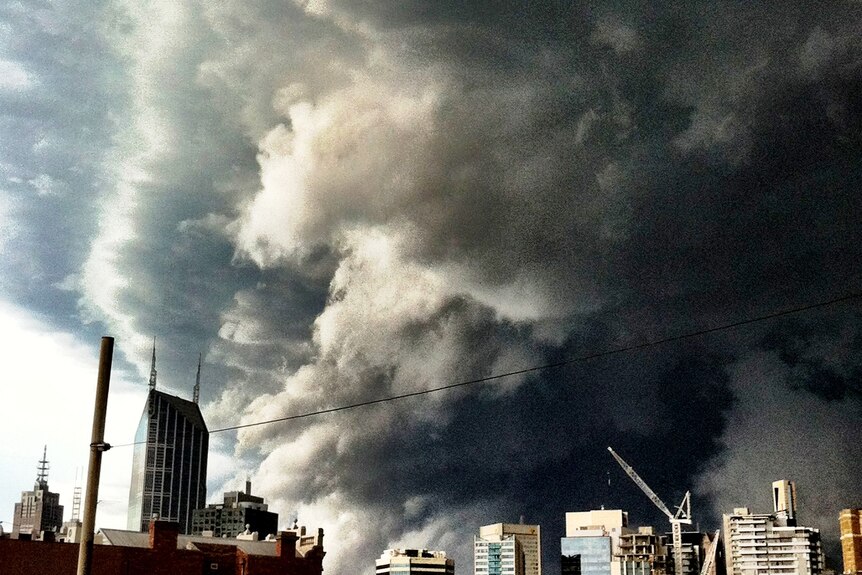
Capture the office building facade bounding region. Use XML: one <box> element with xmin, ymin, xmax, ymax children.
<box><xmin>127</xmin><ymin>347</ymin><xmax>208</xmax><ymax>534</ymax></box>
<box><xmin>480</xmin><ymin>523</ymin><xmax>542</xmax><ymax>575</ymax></box>
<box><xmin>841</xmin><ymin>509</ymin><xmax>862</xmax><ymax>575</ymax></box>
<box><xmin>376</xmin><ymin>548</ymin><xmax>454</xmax><ymax>575</ymax></box>
<box><xmin>11</xmin><ymin>447</ymin><xmax>63</xmax><ymax>539</ymax></box>
<box><xmin>476</xmin><ymin>533</ymin><xmax>525</xmax><ymax>575</ymax></box>
<box><xmin>191</xmin><ymin>480</ymin><xmax>278</xmax><ymax>538</ymax></box>
<box><xmin>562</xmin><ymin>510</ymin><xmax>632</xmax><ymax>575</ymax></box>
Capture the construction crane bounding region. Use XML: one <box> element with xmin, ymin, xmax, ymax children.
<box><xmin>699</xmin><ymin>530</ymin><xmax>720</xmax><ymax>575</ymax></box>
<box><xmin>607</xmin><ymin>447</ymin><xmax>693</xmax><ymax>575</ymax></box>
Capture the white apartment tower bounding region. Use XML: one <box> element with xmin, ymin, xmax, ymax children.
<box><xmin>723</xmin><ymin>481</ymin><xmax>824</xmax><ymax>575</ymax></box>
<box><xmin>476</xmin><ymin>533</ymin><xmax>525</xmax><ymax>575</ymax></box>
<box><xmin>376</xmin><ymin>549</ymin><xmax>454</xmax><ymax>575</ymax></box>
<box><xmin>480</xmin><ymin>522</ymin><xmax>542</xmax><ymax>575</ymax></box>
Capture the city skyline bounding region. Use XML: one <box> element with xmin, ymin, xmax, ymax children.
<box><xmin>2</xmin><ymin>1</ymin><xmax>861</xmax><ymax>574</ymax></box>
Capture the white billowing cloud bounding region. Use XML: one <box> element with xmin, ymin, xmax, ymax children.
<box><xmin>233</xmin><ymin>225</ymin><xmax>532</xmax><ymax>448</ymax></box>
<box><xmin>591</xmin><ymin>19</ymin><xmax>641</xmax><ymax>54</ymax></box>
<box><xmin>218</xmin><ymin>222</ymin><xmax>541</xmax><ymax>573</ymax></box>
<box><xmin>27</xmin><ymin>173</ymin><xmax>62</xmax><ymax>196</ymax></box>
<box><xmin>79</xmin><ymin>175</ymin><xmax>140</xmax><ymax>348</ymax></box>
<box><xmin>79</xmin><ymin>0</ymin><xmax>198</xmax><ymax>369</ymax></box>
<box><xmin>0</xmin><ymin>59</ymin><xmax>32</xmax><ymax>90</ymax></box>
<box><xmin>695</xmin><ymin>350</ymin><xmax>862</xmax><ymax>547</ymax></box>
<box><xmin>389</xmin><ymin>502</ymin><xmax>506</xmax><ymax>568</ymax></box>
<box><xmin>236</xmin><ymin>77</ymin><xmax>441</xmax><ymax>265</ymax></box>
<box><xmin>0</xmin><ymin>192</ymin><xmax>18</xmax><ymax>254</ymax></box>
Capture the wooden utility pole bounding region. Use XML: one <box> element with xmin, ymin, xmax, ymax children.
<box><xmin>76</xmin><ymin>336</ymin><xmax>114</xmax><ymax>575</ymax></box>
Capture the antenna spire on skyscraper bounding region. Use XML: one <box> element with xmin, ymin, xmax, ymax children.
<box><xmin>193</xmin><ymin>353</ymin><xmax>201</xmax><ymax>404</ymax></box>
<box><xmin>149</xmin><ymin>338</ymin><xmax>157</xmax><ymax>389</ymax></box>
<box><xmin>36</xmin><ymin>445</ymin><xmax>49</xmax><ymax>489</ymax></box>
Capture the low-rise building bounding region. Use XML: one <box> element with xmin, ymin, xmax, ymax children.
<box><xmin>0</xmin><ymin>519</ymin><xmax>325</xmax><ymax>575</ymax></box>
<box><xmin>376</xmin><ymin>548</ymin><xmax>454</xmax><ymax>575</ymax></box>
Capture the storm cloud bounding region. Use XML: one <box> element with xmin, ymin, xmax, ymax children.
<box><xmin>2</xmin><ymin>1</ymin><xmax>861</xmax><ymax>574</ymax></box>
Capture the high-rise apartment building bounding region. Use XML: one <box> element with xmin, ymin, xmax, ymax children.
<box><xmin>376</xmin><ymin>549</ymin><xmax>454</xmax><ymax>575</ymax></box>
<box><xmin>480</xmin><ymin>522</ymin><xmax>542</xmax><ymax>575</ymax></box>
<box><xmin>562</xmin><ymin>510</ymin><xmax>632</xmax><ymax>575</ymax></box>
<box><xmin>723</xmin><ymin>481</ymin><xmax>823</xmax><ymax>575</ymax></box>
<box><xmin>476</xmin><ymin>533</ymin><xmax>525</xmax><ymax>575</ymax></box>
<box><xmin>127</xmin><ymin>347</ymin><xmax>209</xmax><ymax>534</ymax></box>
<box><xmin>11</xmin><ymin>447</ymin><xmax>64</xmax><ymax>539</ymax></box>
<box><xmin>841</xmin><ymin>509</ymin><xmax>862</xmax><ymax>575</ymax></box>
<box><xmin>191</xmin><ymin>480</ymin><xmax>278</xmax><ymax>538</ymax></box>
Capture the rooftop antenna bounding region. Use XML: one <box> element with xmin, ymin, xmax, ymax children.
<box><xmin>36</xmin><ymin>445</ymin><xmax>49</xmax><ymax>489</ymax></box>
<box><xmin>148</xmin><ymin>338</ymin><xmax>157</xmax><ymax>390</ymax></box>
<box><xmin>193</xmin><ymin>353</ymin><xmax>201</xmax><ymax>404</ymax></box>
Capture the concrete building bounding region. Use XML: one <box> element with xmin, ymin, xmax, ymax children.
<box><xmin>11</xmin><ymin>447</ymin><xmax>64</xmax><ymax>540</ymax></box>
<box><xmin>191</xmin><ymin>480</ymin><xmax>279</xmax><ymax>538</ymax></box>
<box><xmin>127</xmin><ymin>347</ymin><xmax>209</xmax><ymax>534</ymax></box>
<box><xmin>480</xmin><ymin>522</ymin><xmax>542</xmax><ymax>575</ymax></box>
<box><xmin>722</xmin><ymin>482</ymin><xmax>823</xmax><ymax>575</ymax></box>
<box><xmin>562</xmin><ymin>510</ymin><xmax>632</xmax><ymax>575</ymax></box>
<box><xmin>376</xmin><ymin>548</ymin><xmax>454</xmax><ymax>575</ymax></box>
<box><xmin>0</xmin><ymin>519</ymin><xmax>326</xmax><ymax>575</ymax></box>
<box><xmin>476</xmin><ymin>533</ymin><xmax>525</xmax><ymax>575</ymax></box>
<box><xmin>617</xmin><ymin>527</ymin><xmax>668</xmax><ymax>575</ymax></box>
<box><xmin>840</xmin><ymin>509</ymin><xmax>862</xmax><ymax>575</ymax></box>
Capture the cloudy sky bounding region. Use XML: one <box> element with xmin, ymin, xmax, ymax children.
<box><xmin>1</xmin><ymin>0</ymin><xmax>861</xmax><ymax>572</ymax></box>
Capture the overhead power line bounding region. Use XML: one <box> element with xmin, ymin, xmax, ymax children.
<box><xmin>110</xmin><ymin>290</ymin><xmax>862</xmax><ymax>447</ymax></box>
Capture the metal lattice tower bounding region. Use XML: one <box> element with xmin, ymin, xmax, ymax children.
<box><xmin>36</xmin><ymin>445</ymin><xmax>49</xmax><ymax>489</ymax></box>
<box><xmin>149</xmin><ymin>338</ymin><xmax>157</xmax><ymax>389</ymax></box>
<box><xmin>193</xmin><ymin>353</ymin><xmax>201</xmax><ymax>404</ymax></box>
<box><xmin>71</xmin><ymin>467</ymin><xmax>82</xmax><ymax>522</ymax></box>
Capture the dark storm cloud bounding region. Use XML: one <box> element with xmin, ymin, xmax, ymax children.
<box><xmin>229</xmin><ymin>2</ymin><xmax>862</xmax><ymax>572</ymax></box>
<box><xmin>4</xmin><ymin>0</ymin><xmax>861</xmax><ymax>573</ymax></box>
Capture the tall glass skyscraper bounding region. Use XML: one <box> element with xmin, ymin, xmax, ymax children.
<box><xmin>127</xmin><ymin>346</ymin><xmax>208</xmax><ymax>534</ymax></box>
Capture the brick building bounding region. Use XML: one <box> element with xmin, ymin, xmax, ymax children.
<box><xmin>842</xmin><ymin>509</ymin><xmax>862</xmax><ymax>575</ymax></box>
<box><xmin>0</xmin><ymin>519</ymin><xmax>325</xmax><ymax>575</ymax></box>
